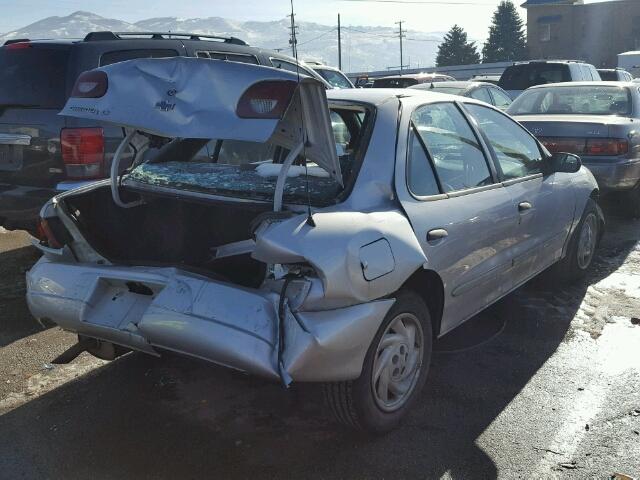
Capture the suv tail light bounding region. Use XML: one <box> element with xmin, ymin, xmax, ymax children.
<box><xmin>4</xmin><ymin>42</ymin><xmax>31</xmax><ymax>50</ymax></box>
<box><xmin>70</xmin><ymin>70</ymin><xmax>108</xmax><ymax>98</ymax></box>
<box><xmin>61</xmin><ymin>128</ymin><xmax>105</xmax><ymax>179</ymax></box>
<box><xmin>236</xmin><ymin>80</ymin><xmax>298</xmax><ymax>119</ymax></box>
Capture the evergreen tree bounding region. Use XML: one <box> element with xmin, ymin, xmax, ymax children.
<box><xmin>482</xmin><ymin>0</ymin><xmax>527</xmax><ymax>63</ymax></box>
<box><xmin>436</xmin><ymin>25</ymin><xmax>481</xmax><ymax>67</ymax></box>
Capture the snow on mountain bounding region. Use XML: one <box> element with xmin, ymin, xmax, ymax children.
<box><xmin>0</xmin><ymin>11</ymin><xmax>445</xmax><ymax>72</ymax></box>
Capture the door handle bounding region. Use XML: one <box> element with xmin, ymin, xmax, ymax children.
<box><xmin>427</xmin><ymin>228</ymin><xmax>448</xmax><ymax>243</ymax></box>
<box><xmin>518</xmin><ymin>201</ymin><xmax>532</xmax><ymax>212</ymax></box>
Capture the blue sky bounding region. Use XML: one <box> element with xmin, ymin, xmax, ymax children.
<box><xmin>0</xmin><ymin>0</ymin><xmax>531</xmax><ymax>38</ymax></box>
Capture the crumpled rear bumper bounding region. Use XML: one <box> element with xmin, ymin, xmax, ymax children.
<box><xmin>26</xmin><ymin>258</ymin><xmax>394</xmax><ymax>383</ymax></box>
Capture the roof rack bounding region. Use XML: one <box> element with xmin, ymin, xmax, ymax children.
<box><xmin>521</xmin><ymin>59</ymin><xmax>586</xmax><ymax>64</ymax></box>
<box><xmin>4</xmin><ymin>39</ymin><xmax>30</xmax><ymax>45</ymax></box>
<box><xmin>82</xmin><ymin>31</ymin><xmax>247</xmax><ymax>46</ymax></box>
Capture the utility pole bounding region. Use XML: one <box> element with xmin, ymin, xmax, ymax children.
<box><xmin>288</xmin><ymin>12</ymin><xmax>298</xmax><ymax>58</ymax></box>
<box><xmin>338</xmin><ymin>14</ymin><xmax>342</xmax><ymax>70</ymax></box>
<box><xmin>396</xmin><ymin>20</ymin><xmax>405</xmax><ymax>74</ymax></box>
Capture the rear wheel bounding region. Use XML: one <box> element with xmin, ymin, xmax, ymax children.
<box><xmin>323</xmin><ymin>291</ymin><xmax>433</xmax><ymax>433</ymax></box>
<box><xmin>551</xmin><ymin>198</ymin><xmax>600</xmax><ymax>283</ymax></box>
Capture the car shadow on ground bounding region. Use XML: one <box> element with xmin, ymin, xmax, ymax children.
<box><xmin>0</xmin><ymin>210</ymin><xmax>637</xmax><ymax>479</ymax></box>
<box><xmin>0</xmin><ymin>244</ymin><xmax>44</xmax><ymax>347</ymax></box>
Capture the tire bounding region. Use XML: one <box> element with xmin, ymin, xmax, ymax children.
<box><xmin>323</xmin><ymin>290</ymin><xmax>433</xmax><ymax>433</ymax></box>
<box><xmin>551</xmin><ymin>198</ymin><xmax>600</xmax><ymax>283</ymax></box>
<box><xmin>623</xmin><ymin>183</ymin><xmax>640</xmax><ymax>218</ymax></box>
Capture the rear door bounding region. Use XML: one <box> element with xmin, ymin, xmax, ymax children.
<box><xmin>396</xmin><ymin>100</ymin><xmax>519</xmax><ymax>335</ymax></box>
<box><xmin>464</xmin><ymin>103</ymin><xmax>575</xmax><ymax>285</ymax></box>
<box><xmin>0</xmin><ymin>42</ymin><xmax>71</xmax><ymax>188</ymax></box>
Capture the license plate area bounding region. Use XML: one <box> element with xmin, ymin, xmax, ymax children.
<box><xmin>82</xmin><ymin>277</ymin><xmax>165</xmax><ymax>330</ymax></box>
<box><xmin>0</xmin><ymin>145</ymin><xmax>23</xmax><ymax>171</ymax></box>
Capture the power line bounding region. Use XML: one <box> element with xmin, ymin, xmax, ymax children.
<box><xmin>342</xmin><ymin>26</ymin><xmax>396</xmax><ymax>39</ymax></box>
<box><xmin>297</xmin><ymin>27</ymin><xmax>337</xmax><ymax>47</ymax></box>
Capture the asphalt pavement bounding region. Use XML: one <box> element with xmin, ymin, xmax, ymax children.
<box><xmin>0</xmin><ymin>208</ymin><xmax>639</xmax><ymax>480</ymax></box>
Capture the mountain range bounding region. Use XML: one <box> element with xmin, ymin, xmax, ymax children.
<box><xmin>0</xmin><ymin>11</ymin><xmax>450</xmax><ymax>73</ymax></box>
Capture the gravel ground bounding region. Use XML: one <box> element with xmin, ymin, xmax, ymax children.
<box><xmin>0</xmin><ymin>207</ymin><xmax>638</xmax><ymax>479</ymax></box>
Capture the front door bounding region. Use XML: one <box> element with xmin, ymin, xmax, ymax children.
<box><xmin>463</xmin><ymin>104</ymin><xmax>575</xmax><ymax>285</ymax></box>
<box><xmin>396</xmin><ymin>101</ymin><xmax>520</xmax><ymax>336</ymax></box>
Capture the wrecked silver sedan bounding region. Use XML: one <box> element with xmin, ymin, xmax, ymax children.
<box><xmin>27</xmin><ymin>58</ymin><xmax>602</xmax><ymax>432</ymax></box>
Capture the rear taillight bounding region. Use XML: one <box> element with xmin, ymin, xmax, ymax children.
<box><xmin>540</xmin><ymin>137</ymin><xmax>586</xmax><ymax>155</ymax></box>
<box><xmin>60</xmin><ymin>128</ymin><xmax>105</xmax><ymax>179</ymax></box>
<box><xmin>70</xmin><ymin>70</ymin><xmax>108</xmax><ymax>98</ymax></box>
<box><xmin>4</xmin><ymin>42</ymin><xmax>31</xmax><ymax>50</ymax></box>
<box><xmin>236</xmin><ymin>80</ymin><xmax>298</xmax><ymax>119</ymax></box>
<box><xmin>36</xmin><ymin>218</ymin><xmax>63</xmax><ymax>249</ymax></box>
<box><xmin>585</xmin><ymin>138</ymin><xmax>629</xmax><ymax>156</ymax></box>
<box><xmin>540</xmin><ymin>137</ymin><xmax>629</xmax><ymax>157</ymax></box>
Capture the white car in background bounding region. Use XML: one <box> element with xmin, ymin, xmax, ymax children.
<box><xmin>304</xmin><ymin>60</ymin><xmax>354</xmax><ymax>89</ymax></box>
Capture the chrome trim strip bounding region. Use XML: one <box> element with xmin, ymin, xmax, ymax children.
<box><xmin>501</xmin><ymin>173</ymin><xmax>543</xmax><ymax>187</ymax></box>
<box><xmin>0</xmin><ymin>133</ymin><xmax>31</xmax><ymax>146</ymax></box>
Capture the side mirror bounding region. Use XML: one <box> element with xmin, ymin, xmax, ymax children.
<box><xmin>550</xmin><ymin>152</ymin><xmax>582</xmax><ymax>173</ymax></box>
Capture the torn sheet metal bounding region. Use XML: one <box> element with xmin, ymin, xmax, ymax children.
<box><xmin>60</xmin><ymin>57</ymin><xmax>341</xmax><ymax>184</ymax></box>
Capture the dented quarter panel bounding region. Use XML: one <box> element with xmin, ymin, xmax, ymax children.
<box><xmin>253</xmin><ymin>209</ymin><xmax>427</xmax><ymax>310</ymax></box>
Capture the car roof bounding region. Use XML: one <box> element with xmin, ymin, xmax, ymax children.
<box><xmin>374</xmin><ymin>73</ymin><xmax>452</xmax><ymax>81</ymax></box>
<box><xmin>525</xmin><ymin>81</ymin><xmax>637</xmax><ymax>90</ymax></box>
<box><xmin>327</xmin><ymin>87</ymin><xmax>462</xmax><ymax>105</ymax></box>
<box><xmin>411</xmin><ymin>81</ymin><xmax>490</xmax><ymax>88</ymax></box>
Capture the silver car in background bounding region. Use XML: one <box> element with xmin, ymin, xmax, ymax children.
<box><xmin>26</xmin><ymin>59</ymin><xmax>602</xmax><ymax>433</ymax></box>
<box><xmin>409</xmin><ymin>81</ymin><xmax>513</xmax><ymax>110</ymax></box>
<box><xmin>508</xmin><ymin>81</ymin><xmax>640</xmax><ymax>217</ymax></box>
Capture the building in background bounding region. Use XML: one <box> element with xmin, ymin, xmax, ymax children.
<box><xmin>523</xmin><ymin>0</ymin><xmax>640</xmax><ymax>68</ymax></box>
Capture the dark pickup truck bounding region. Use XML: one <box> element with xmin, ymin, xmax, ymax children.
<box><xmin>0</xmin><ymin>31</ymin><xmax>323</xmax><ymax>233</ymax></box>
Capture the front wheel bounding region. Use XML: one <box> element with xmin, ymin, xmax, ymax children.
<box><xmin>623</xmin><ymin>183</ymin><xmax>640</xmax><ymax>218</ymax></box>
<box><xmin>323</xmin><ymin>291</ymin><xmax>433</xmax><ymax>433</ymax></box>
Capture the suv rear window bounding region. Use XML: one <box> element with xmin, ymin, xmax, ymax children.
<box><xmin>499</xmin><ymin>63</ymin><xmax>571</xmax><ymax>91</ymax></box>
<box><xmin>100</xmin><ymin>49</ymin><xmax>179</xmax><ymax>66</ymax></box>
<box><xmin>0</xmin><ymin>44</ymin><xmax>70</xmax><ymax>109</ymax></box>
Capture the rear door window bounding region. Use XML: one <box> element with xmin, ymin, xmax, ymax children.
<box><xmin>100</xmin><ymin>49</ymin><xmax>179</xmax><ymax>66</ymax></box>
<box><xmin>499</xmin><ymin>63</ymin><xmax>571</xmax><ymax>90</ymax></box>
<box><xmin>412</xmin><ymin>103</ymin><xmax>492</xmax><ymax>193</ymax></box>
<box><xmin>0</xmin><ymin>44</ymin><xmax>70</xmax><ymax>108</ymax></box>
<box><xmin>469</xmin><ymin>87</ymin><xmax>493</xmax><ymax>104</ymax></box>
<box><xmin>489</xmin><ymin>88</ymin><xmax>512</xmax><ymax>109</ymax></box>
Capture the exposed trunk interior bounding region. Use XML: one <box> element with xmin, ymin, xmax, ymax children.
<box><xmin>62</xmin><ymin>185</ymin><xmax>277</xmax><ymax>288</ymax></box>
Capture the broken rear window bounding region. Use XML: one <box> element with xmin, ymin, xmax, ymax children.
<box><xmin>127</xmin><ymin>105</ymin><xmax>372</xmax><ymax>206</ymax></box>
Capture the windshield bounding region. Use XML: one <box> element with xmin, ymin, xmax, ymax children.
<box><xmin>315</xmin><ymin>68</ymin><xmax>353</xmax><ymax>89</ymax></box>
<box><xmin>507</xmin><ymin>85</ymin><xmax>632</xmax><ymax>116</ymax></box>
<box><xmin>0</xmin><ymin>44</ymin><xmax>70</xmax><ymax>108</ymax></box>
<box><xmin>499</xmin><ymin>63</ymin><xmax>570</xmax><ymax>91</ymax></box>
<box><xmin>127</xmin><ymin>105</ymin><xmax>372</xmax><ymax>206</ymax></box>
